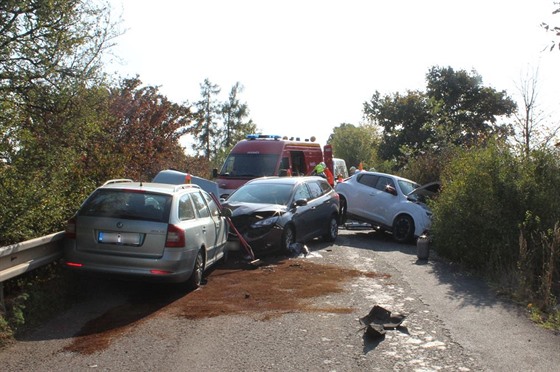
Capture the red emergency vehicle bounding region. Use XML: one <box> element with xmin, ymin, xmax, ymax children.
<box><xmin>213</xmin><ymin>134</ymin><xmax>334</xmax><ymax>198</ymax></box>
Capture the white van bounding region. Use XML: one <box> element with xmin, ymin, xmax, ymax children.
<box><xmin>333</xmin><ymin>158</ymin><xmax>348</xmax><ymax>179</ymax></box>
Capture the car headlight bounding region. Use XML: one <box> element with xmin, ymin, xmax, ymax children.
<box><xmin>251</xmin><ymin>216</ymin><xmax>279</xmax><ymax>228</ymax></box>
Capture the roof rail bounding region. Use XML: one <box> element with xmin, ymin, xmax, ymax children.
<box><xmin>102</xmin><ymin>179</ymin><xmax>134</xmax><ymax>186</ymax></box>
<box><xmin>173</xmin><ymin>184</ymin><xmax>200</xmax><ymax>192</ymax></box>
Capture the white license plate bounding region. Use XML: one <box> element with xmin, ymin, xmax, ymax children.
<box><xmin>98</xmin><ymin>231</ymin><xmax>141</xmax><ymax>246</ymax></box>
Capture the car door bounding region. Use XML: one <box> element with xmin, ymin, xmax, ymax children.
<box><xmin>177</xmin><ymin>193</ymin><xmax>204</xmax><ymax>254</ymax></box>
<box><xmin>305</xmin><ymin>180</ymin><xmax>332</xmax><ymax>237</ymax></box>
<box><xmin>202</xmin><ymin>190</ymin><xmax>228</xmax><ymax>263</ymax></box>
<box><xmin>290</xmin><ymin>182</ymin><xmax>316</xmax><ymax>241</ymax></box>
<box><xmin>372</xmin><ymin>175</ymin><xmax>397</xmax><ymax>227</ymax></box>
<box><xmin>352</xmin><ymin>173</ymin><xmax>384</xmax><ymax>223</ymax></box>
<box><xmin>190</xmin><ymin>191</ymin><xmax>218</xmax><ymax>265</ymax></box>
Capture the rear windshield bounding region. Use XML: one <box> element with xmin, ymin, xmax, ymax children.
<box><xmin>78</xmin><ymin>189</ymin><xmax>172</xmax><ymax>222</ymax></box>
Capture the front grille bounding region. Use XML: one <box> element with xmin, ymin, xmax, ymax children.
<box><xmin>230</xmin><ymin>214</ymin><xmax>273</xmax><ymax>238</ymax></box>
<box><xmin>230</xmin><ymin>215</ymin><xmax>252</xmax><ymax>234</ymax></box>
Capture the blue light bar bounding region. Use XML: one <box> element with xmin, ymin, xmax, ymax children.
<box><xmin>246</xmin><ymin>134</ymin><xmax>282</xmax><ymax>140</ymax></box>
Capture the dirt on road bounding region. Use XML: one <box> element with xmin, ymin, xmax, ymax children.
<box><xmin>64</xmin><ymin>257</ymin><xmax>390</xmax><ymax>355</ymax></box>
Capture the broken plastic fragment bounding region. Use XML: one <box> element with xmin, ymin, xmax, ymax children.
<box><xmin>365</xmin><ymin>323</ymin><xmax>386</xmax><ymax>338</ymax></box>
<box><xmin>360</xmin><ymin>305</ymin><xmax>406</xmax><ymax>329</ymax></box>
<box><xmin>288</xmin><ymin>242</ymin><xmax>309</xmax><ymax>256</ymax></box>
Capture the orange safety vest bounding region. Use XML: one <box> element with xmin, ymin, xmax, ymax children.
<box><xmin>324</xmin><ymin>167</ymin><xmax>334</xmax><ymax>187</ymax></box>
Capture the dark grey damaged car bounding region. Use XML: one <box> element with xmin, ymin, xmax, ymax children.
<box><xmin>222</xmin><ymin>176</ymin><xmax>340</xmax><ymax>255</ymax></box>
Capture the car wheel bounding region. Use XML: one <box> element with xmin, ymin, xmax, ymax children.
<box><xmin>323</xmin><ymin>214</ymin><xmax>338</xmax><ymax>242</ymax></box>
<box><xmin>393</xmin><ymin>214</ymin><xmax>415</xmax><ymax>243</ymax></box>
<box><xmin>339</xmin><ymin>196</ymin><xmax>348</xmax><ymax>224</ymax></box>
<box><xmin>281</xmin><ymin>225</ymin><xmax>296</xmax><ymax>253</ymax></box>
<box><xmin>186</xmin><ymin>250</ymin><xmax>204</xmax><ymax>290</ymax></box>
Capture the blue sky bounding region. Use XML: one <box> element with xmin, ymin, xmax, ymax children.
<box><xmin>107</xmin><ymin>0</ymin><xmax>560</xmax><ymax>147</ymax></box>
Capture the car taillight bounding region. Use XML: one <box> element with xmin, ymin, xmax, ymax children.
<box><xmin>65</xmin><ymin>262</ymin><xmax>83</xmax><ymax>268</ymax></box>
<box><xmin>65</xmin><ymin>217</ymin><xmax>76</xmax><ymax>239</ymax></box>
<box><xmin>165</xmin><ymin>224</ymin><xmax>185</xmax><ymax>247</ymax></box>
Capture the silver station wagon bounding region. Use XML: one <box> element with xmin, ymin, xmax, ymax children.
<box><xmin>63</xmin><ymin>179</ymin><xmax>229</xmax><ymax>288</ymax></box>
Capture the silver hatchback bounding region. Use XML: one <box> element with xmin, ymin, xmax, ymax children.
<box><xmin>63</xmin><ymin>180</ymin><xmax>229</xmax><ymax>288</ymax></box>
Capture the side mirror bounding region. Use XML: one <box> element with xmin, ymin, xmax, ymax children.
<box><xmin>385</xmin><ymin>185</ymin><xmax>397</xmax><ymax>196</ymax></box>
<box><xmin>212</xmin><ymin>168</ymin><xmax>218</xmax><ymax>178</ymax></box>
<box><xmin>293</xmin><ymin>199</ymin><xmax>308</xmax><ymax>207</ymax></box>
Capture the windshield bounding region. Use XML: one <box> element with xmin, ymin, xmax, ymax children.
<box><xmin>219</xmin><ymin>154</ymin><xmax>279</xmax><ymax>177</ymax></box>
<box><xmin>397</xmin><ymin>180</ymin><xmax>420</xmax><ymax>196</ymax></box>
<box><xmin>227</xmin><ymin>183</ymin><xmax>293</xmax><ymax>205</ymax></box>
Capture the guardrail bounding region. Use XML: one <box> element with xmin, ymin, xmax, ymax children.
<box><xmin>0</xmin><ymin>231</ymin><xmax>64</xmax><ymax>312</ymax></box>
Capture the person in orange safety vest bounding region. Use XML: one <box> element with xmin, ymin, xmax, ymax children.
<box><xmin>311</xmin><ymin>162</ymin><xmax>335</xmax><ymax>187</ymax></box>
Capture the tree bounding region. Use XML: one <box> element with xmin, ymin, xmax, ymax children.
<box><xmin>1</xmin><ymin>0</ymin><xmax>119</xmax><ymax>163</ymax></box>
<box><xmin>363</xmin><ymin>90</ymin><xmax>432</xmax><ymax>164</ymax></box>
<box><xmin>100</xmin><ymin>77</ymin><xmax>192</xmax><ymax>182</ymax></box>
<box><xmin>0</xmin><ymin>0</ymin><xmax>120</xmax><ymax>243</ymax></box>
<box><xmin>511</xmin><ymin>66</ymin><xmax>560</xmax><ymax>156</ymax></box>
<box><xmin>220</xmin><ymin>82</ymin><xmax>256</xmax><ymax>148</ymax></box>
<box><xmin>0</xmin><ymin>0</ymin><xmax>119</xmax><ymax>99</ymax></box>
<box><xmin>363</xmin><ymin>66</ymin><xmax>517</xmax><ymax>171</ymax></box>
<box><xmin>189</xmin><ymin>80</ymin><xmax>257</xmax><ymax>167</ymax></box>
<box><xmin>190</xmin><ymin>78</ymin><xmax>221</xmax><ymax>160</ymax></box>
<box><xmin>426</xmin><ymin>66</ymin><xmax>516</xmax><ymax>148</ymax></box>
<box><xmin>327</xmin><ymin>123</ymin><xmax>380</xmax><ymax>170</ymax></box>
<box><xmin>0</xmin><ymin>82</ymin><xmax>113</xmax><ymax>244</ymax></box>
<box><xmin>541</xmin><ymin>2</ymin><xmax>560</xmax><ymax>51</ymax></box>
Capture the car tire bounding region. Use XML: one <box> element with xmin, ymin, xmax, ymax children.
<box><xmin>392</xmin><ymin>214</ymin><xmax>415</xmax><ymax>243</ymax></box>
<box><xmin>186</xmin><ymin>249</ymin><xmax>204</xmax><ymax>290</ymax></box>
<box><xmin>323</xmin><ymin>214</ymin><xmax>338</xmax><ymax>242</ymax></box>
<box><xmin>339</xmin><ymin>196</ymin><xmax>348</xmax><ymax>224</ymax></box>
<box><xmin>281</xmin><ymin>225</ymin><xmax>296</xmax><ymax>253</ymax></box>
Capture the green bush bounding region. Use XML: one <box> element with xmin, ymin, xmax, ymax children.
<box><xmin>399</xmin><ymin>148</ymin><xmax>455</xmax><ymax>185</ymax></box>
<box><xmin>430</xmin><ymin>144</ymin><xmax>560</xmax><ymax>324</ymax></box>
<box><xmin>431</xmin><ymin>143</ymin><xmax>525</xmax><ymax>272</ymax></box>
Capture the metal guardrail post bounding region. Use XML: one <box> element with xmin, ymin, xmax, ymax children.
<box><xmin>0</xmin><ymin>231</ymin><xmax>65</xmax><ymax>312</ymax></box>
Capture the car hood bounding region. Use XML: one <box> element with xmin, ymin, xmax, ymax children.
<box><xmin>408</xmin><ymin>181</ymin><xmax>441</xmax><ymax>198</ymax></box>
<box><xmin>406</xmin><ymin>181</ymin><xmax>441</xmax><ymax>207</ymax></box>
<box><xmin>225</xmin><ymin>202</ymin><xmax>288</xmax><ymax>217</ymax></box>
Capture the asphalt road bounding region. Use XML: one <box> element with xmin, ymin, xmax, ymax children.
<box><xmin>0</xmin><ymin>228</ymin><xmax>558</xmax><ymax>371</ymax></box>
